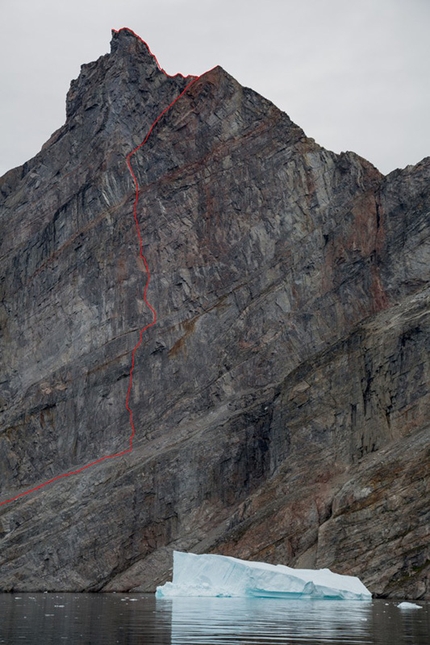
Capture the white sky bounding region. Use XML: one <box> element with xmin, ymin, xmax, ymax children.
<box><xmin>1</xmin><ymin>0</ymin><xmax>429</xmax><ymax>176</ymax></box>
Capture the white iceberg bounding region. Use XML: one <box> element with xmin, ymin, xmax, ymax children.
<box><xmin>155</xmin><ymin>551</ymin><xmax>372</xmax><ymax>600</ymax></box>
<box><xmin>397</xmin><ymin>602</ymin><xmax>422</xmax><ymax>609</ymax></box>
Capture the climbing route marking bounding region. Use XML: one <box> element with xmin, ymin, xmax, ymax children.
<box><xmin>0</xmin><ymin>29</ymin><xmax>204</xmax><ymax>507</ymax></box>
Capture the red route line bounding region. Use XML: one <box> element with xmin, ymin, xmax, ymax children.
<box><xmin>0</xmin><ymin>36</ymin><xmax>205</xmax><ymax>507</ymax></box>
<box><xmin>124</xmin><ymin>75</ymin><xmax>202</xmax><ymax>452</ymax></box>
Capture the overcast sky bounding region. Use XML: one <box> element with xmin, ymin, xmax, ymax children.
<box><xmin>1</xmin><ymin>0</ymin><xmax>429</xmax><ymax>177</ymax></box>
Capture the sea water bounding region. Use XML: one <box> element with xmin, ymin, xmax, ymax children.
<box><xmin>0</xmin><ymin>593</ymin><xmax>428</xmax><ymax>644</ymax></box>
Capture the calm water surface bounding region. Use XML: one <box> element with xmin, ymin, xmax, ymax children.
<box><xmin>0</xmin><ymin>594</ymin><xmax>428</xmax><ymax>645</ymax></box>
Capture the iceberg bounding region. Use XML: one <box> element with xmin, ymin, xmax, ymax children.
<box><xmin>397</xmin><ymin>602</ymin><xmax>422</xmax><ymax>609</ymax></box>
<box><xmin>156</xmin><ymin>551</ymin><xmax>372</xmax><ymax>600</ymax></box>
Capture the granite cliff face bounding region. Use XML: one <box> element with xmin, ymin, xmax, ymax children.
<box><xmin>0</xmin><ymin>28</ymin><xmax>429</xmax><ymax>598</ymax></box>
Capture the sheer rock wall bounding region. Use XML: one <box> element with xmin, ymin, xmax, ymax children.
<box><xmin>0</xmin><ymin>28</ymin><xmax>429</xmax><ymax>598</ymax></box>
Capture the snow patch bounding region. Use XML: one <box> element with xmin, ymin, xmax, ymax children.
<box><xmin>156</xmin><ymin>552</ymin><xmax>372</xmax><ymax>600</ymax></box>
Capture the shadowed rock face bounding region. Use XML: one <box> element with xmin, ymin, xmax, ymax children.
<box><xmin>0</xmin><ymin>28</ymin><xmax>429</xmax><ymax>598</ymax></box>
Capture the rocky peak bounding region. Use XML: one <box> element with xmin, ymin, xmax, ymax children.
<box><xmin>110</xmin><ymin>27</ymin><xmax>157</xmax><ymax>59</ymax></box>
<box><xmin>65</xmin><ymin>28</ymin><xmax>192</xmax><ymax>131</ymax></box>
<box><xmin>110</xmin><ymin>27</ymin><xmax>185</xmax><ymax>79</ymax></box>
<box><xmin>0</xmin><ymin>30</ymin><xmax>429</xmax><ymax>599</ymax></box>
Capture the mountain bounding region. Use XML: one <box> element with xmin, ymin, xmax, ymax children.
<box><xmin>0</xmin><ymin>28</ymin><xmax>428</xmax><ymax>598</ymax></box>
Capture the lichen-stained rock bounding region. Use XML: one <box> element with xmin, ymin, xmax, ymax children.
<box><xmin>0</xmin><ymin>28</ymin><xmax>429</xmax><ymax>598</ymax></box>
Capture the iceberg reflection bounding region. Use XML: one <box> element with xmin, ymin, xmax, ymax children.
<box><xmin>160</xmin><ymin>596</ymin><xmax>373</xmax><ymax>644</ymax></box>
